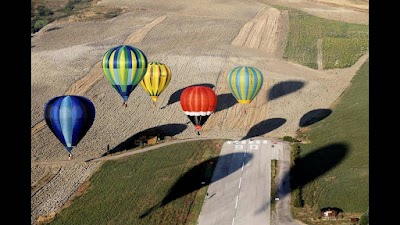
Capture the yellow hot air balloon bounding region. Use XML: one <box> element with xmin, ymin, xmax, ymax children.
<box><xmin>140</xmin><ymin>61</ymin><xmax>172</xmax><ymax>104</ymax></box>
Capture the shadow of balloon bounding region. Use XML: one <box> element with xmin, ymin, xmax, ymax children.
<box><xmin>103</xmin><ymin>123</ymin><xmax>187</xmax><ymax>156</ymax></box>
<box><xmin>289</xmin><ymin>143</ymin><xmax>348</xmax><ymax>191</ymax></box>
<box><xmin>140</xmin><ymin>152</ymin><xmax>253</xmax><ymax>218</ymax></box>
<box><xmin>299</xmin><ymin>108</ymin><xmax>332</xmax><ymax>127</ymax></box>
<box><xmin>241</xmin><ymin>118</ymin><xmax>286</xmax><ymax>140</ymax></box>
<box><xmin>256</xmin><ymin>142</ymin><xmax>348</xmax><ymax>214</ymax></box>
<box><xmin>214</xmin><ymin>93</ymin><xmax>237</xmax><ymax>113</ymax></box>
<box><xmin>268</xmin><ymin>80</ymin><xmax>305</xmax><ymax>101</ymax></box>
<box><xmin>45</xmin><ymin>26</ymin><xmax>62</xmax><ymax>32</ymax></box>
<box><xmin>160</xmin><ymin>83</ymin><xmax>215</xmax><ymax>109</ymax></box>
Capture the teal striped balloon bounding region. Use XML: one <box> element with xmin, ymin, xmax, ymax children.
<box><xmin>227</xmin><ymin>66</ymin><xmax>264</xmax><ymax>104</ymax></box>
<box><xmin>102</xmin><ymin>45</ymin><xmax>148</xmax><ymax>106</ymax></box>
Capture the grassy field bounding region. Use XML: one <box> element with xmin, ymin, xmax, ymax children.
<box><xmin>43</xmin><ymin>139</ymin><xmax>225</xmax><ymax>225</ymax></box>
<box><xmin>292</xmin><ymin>59</ymin><xmax>369</xmax><ymax>223</ymax></box>
<box><xmin>282</xmin><ymin>8</ymin><xmax>368</xmax><ymax>69</ymax></box>
<box><xmin>31</xmin><ymin>0</ymin><xmax>122</xmax><ymax>33</ymax></box>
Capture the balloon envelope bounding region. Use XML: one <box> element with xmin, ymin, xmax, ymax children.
<box><xmin>102</xmin><ymin>45</ymin><xmax>148</xmax><ymax>104</ymax></box>
<box><xmin>44</xmin><ymin>95</ymin><xmax>96</xmax><ymax>153</ymax></box>
<box><xmin>180</xmin><ymin>86</ymin><xmax>217</xmax><ymax>132</ymax></box>
<box><xmin>227</xmin><ymin>66</ymin><xmax>264</xmax><ymax>104</ymax></box>
<box><xmin>140</xmin><ymin>61</ymin><xmax>172</xmax><ymax>102</ymax></box>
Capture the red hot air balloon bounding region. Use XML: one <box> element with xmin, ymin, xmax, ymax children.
<box><xmin>179</xmin><ymin>85</ymin><xmax>217</xmax><ymax>135</ymax></box>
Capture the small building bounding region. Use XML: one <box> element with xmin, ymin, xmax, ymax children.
<box><xmin>320</xmin><ymin>207</ymin><xmax>342</xmax><ymax>220</ymax></box>
<box><xmin>147</xmin><ymin>136</ymin><xmax>158</xmax><ymax>145</ymax></box>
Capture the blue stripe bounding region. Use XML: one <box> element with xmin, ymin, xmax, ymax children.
<box><xmin>235</xmin><ymin>67</ymin><xmax>243</xmax><ymax>100</ymax></box>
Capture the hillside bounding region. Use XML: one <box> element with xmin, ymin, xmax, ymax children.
<box><xmin>31</xmin><ymin>0</ymin><xmax>369</xmax><ymax>224</ymax></box>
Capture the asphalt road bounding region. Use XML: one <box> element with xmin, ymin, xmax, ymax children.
<box><xmin>32</xmin><ymin>136</ymin><xmax>300</xmax><ymax>225</ymax></box>
<box><xmin>198</xmin><ymin>138</ymin><xmax>285</xmax><ymax>225</ymax></box>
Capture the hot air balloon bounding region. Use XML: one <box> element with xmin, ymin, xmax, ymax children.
<box><xmin>102</xmin><ymin>45</ymin><xmax>148</xmax><ymax>107</ymax></box>
<box><xmin>227</xmin><ymin>66</ymin><xmax>264</xmax><ymax>104</ymax></box>
<box><xmin>44</xmin><ymin>95</ymin><xmax>96</xmax><ymax>159</ymax></box>
<box><xmin>140</xmin><ymin>61</ymin><xmax>172</xmax><ymax>106</ymax></box>
<box><xmin>180</xmin><ymin>86</ymin><xmax>217</xmax><ymax>135</ymax></box>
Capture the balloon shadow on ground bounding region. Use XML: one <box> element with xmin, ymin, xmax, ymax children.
<box><xmin>103</xmin><ymin>123</ymin><xmax>187</xmax><ymax>156</ymax></box>
<box><xmin>160</xmin><ymin>83</ymin><xmax>215</xmax><ymax>109</ymax></box>
<box><xmin>268</xmin><ymin>80</ymin><xmax>305</xmax><ymax>101</ymax></box>
<box><xmin>45</xmin><ymin>27</ymin><xmax>62</xmax><ymax>32</ymax></box>
<box><xmin>289</xmin><ymin>142</ymin><xmax>348</xmax><ymax>191</ymax></box>
<box><xmin>214</xmin><ymin>93</ymin><xmax>237</xmax><ymax>113</ymax></box>
<box><xmin>241</xmin><ymin>118</ymin><xmax>286</xmax><ymax>140</ymax></box>
<box><xmin>139</xmin><ymin>152</ymin><xmax>253</xmax><ymax>218</ymax></box>
<box><xmin>256</xmin><ymin>142</ymin><xmax>348</xmax><ymax>214</ymax></box>
<box><xmin>299</xmin><ymin>108</ymin><xmax>332</xmax><ymax>127</ymax></box>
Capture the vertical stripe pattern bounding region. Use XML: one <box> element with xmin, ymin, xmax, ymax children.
<box><xmin>140</xmin><ymin>62</ymin><xmax>172</xmax><ymax>102</ymax></box>
<box><xmin>227</xmin><ymin>66</ymin><xmax>264</xmax><ymax>104</ymax></box>
<box><xmin>102</xmin><ymin>45</ymin><xmax>148</xmax><ymax>102</ymax></box>
<box><xmin>44</xmin><ymin>95</ymin><xmax>96</xmax><ymax>153</ymax></box>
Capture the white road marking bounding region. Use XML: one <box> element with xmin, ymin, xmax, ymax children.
<box><xmin>235</xmin><ymin>145</ymin><xmax>243</xmax><ymax>149</ymax></box>
<box><xmin>235</xmin><ymin>195</ymin><xmax>239</xmax><ymax>208</ymax></box>
<box><xmin>239</xmin><ymin>177</ymin><xmax>242</xmax><ymax>188</ymax></box>
<box><xmin>241</xmin><ymin>140</ymin><xmax>246</xmax><ymax>144</ymax></box>
<box><xmin>263</xmin><ymin>140</ymin><xmax>268</xmax><ymax>144</ymax></box>
<box><xmin>250</xmin><ymin>145</ymin><xmax>258</xmax><ymax>149</ymax></box>
<box><xmin>232</xmin><ymin>217</ymin><xmax>235</xmax><ymax>225</ymax></box>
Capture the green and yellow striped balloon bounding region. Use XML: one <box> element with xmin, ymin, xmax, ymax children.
<box><xmin>140</xmin><ymin>62</ymin><xmax>172</xmax><ymax>102</ymax></box>
<box><xmin>102</xmin><ymin>45</ymin><xmax>148</xmax><ymax>106</ymax></box>
<box><xmin>227</xmin><ymin>66</ymin><xmax>264</xmax><ymax>104</ymax></box>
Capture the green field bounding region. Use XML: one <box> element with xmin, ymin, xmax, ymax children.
<box><xmin>282</xmin><ymin>8</ymin><xmax>368</xmax><ymax>69</ymax></box>
<box><xmin>45</xmin><ymin>139</ymin><xmax>226</xmax><ymax>225</ymax></box>
<box><xmin>292</xmin><ymin>59</ymin><xmax>369</xmax><ymax>222</ymax></box>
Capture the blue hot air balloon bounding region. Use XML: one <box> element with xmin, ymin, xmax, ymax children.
<box><xmin>44</xmin><ymin>95</ymin><xmax>96</xmax><ymax>158</ymax></box>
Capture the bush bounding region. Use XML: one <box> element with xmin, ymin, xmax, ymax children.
<box><xmin>283</xmin><ymin>136</ymin><xmax>299</xmax><ymax>143</ymax></box>
<box><xmin>292</xmin><ymin>188</ymin><xmax>304</xmax><ymax>207</ymax></box>
<box><xmin>33</xmin><ymin>19</ymin><xmax>49</xmax><ymax>33</ymax></box>
<box><xmin>359</xmin><ymin>209</ymin><xmax>369</xmax><ymax>225</ymax></box>
<box><xmin>37</xmin><ymin>5</ymin><xmax>53</xmax><ymax>17</ymax></box>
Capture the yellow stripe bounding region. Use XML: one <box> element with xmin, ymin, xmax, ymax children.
<box><xmin>120</xmin><ymin>50</ymin><xmax>128</xmax><ymax>85</ymax></box>
<box><xmin>141</xmin><ymin>66</ymin><xmax>153</xmax><ymax>94</ymax></box>
<box><xmin>157</xmin><ymin>65</ymin><xmax>169</xmax><ymax>95</ymax></box>
<box><xmin>239</xmin><ymin>67</ymin><xmax>246</xmax><ymax>100</ymax></box>
<box><xmin>109</xmin><ymin>51</ymin><xmax>117</xmax><ymax>83</ymax></box>
<box><xmin>151</xmin><ymin>64</ymin><xmax>160</xmax><ymax>95</ymax></box>
<box><xmin>248</xmin><ymin>68</ymin><xmax>254</xmax><ymax>100</ymax></box>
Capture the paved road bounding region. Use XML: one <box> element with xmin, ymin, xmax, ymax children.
<box><xmin>32</xmin><ymin>136</ymin><xmax>300</xmax><ymax>225</ymax></box>
<box><xmin>198</xmin><ymin>138</ymin><xmax>285</xmax><ymax>225</ymax></box>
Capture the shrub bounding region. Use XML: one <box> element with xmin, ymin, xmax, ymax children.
<box><xmin>292</xmin><ymin>188</ymin><xmax>304</xmax><ymax>207</ymax></box>
<box><xmin>283</xmin><ymin>136</ymin><xmax>299</xmax><ymax>143</ymax></box>
<box><xmin>37</xmin><ymin>5</ymin><xmax>54</xmax><ymax>17</ymax></box>
<box><xmin>359</xmin><ymin>209</ymin><xmax>369</xmax><ymax>225</ymax></box>
<box><xmin>33</xmin><ymin>19</ymin><xmax>49</xmax><ymax>33</ymax></box>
